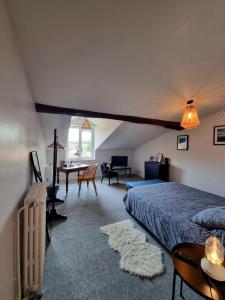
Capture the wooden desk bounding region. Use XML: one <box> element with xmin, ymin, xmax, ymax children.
<box><xmin>57</xmin><ymin>164</ymin><xmax>89</xmax><ymax>193</ymax></box>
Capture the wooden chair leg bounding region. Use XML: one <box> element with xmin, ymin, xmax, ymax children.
<box><xmin>108</xmin><ymin>178</ymin><xmax>110</xmax><ymax>186</ymax></box>
<box><xmin>78</xmin><ymin>181</ymin><xmax>82</xmax><ymax>197</ymax></box>
<box><xmin>87</xmin><ymin>181</ymin><xmax>89</xmax><ymax>188</ymax></box>
<box><xmin>92</xmin><ymin>180</ymin><xmax>97</xmax><ymax>195</ymax></box>
<box><xmin>101</xmin><ymin>177</ymin><xmax>103</xmax><ymax>183</ymax></box>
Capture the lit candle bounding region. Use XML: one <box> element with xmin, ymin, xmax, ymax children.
<box><xmin>205</xmin><ymin>236</ymin><xmax>224</xmax><ymax>265</ymax></box>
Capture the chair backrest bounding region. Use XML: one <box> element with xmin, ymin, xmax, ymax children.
<box><xmin>101</xmin><ymin>162</ymin><xmax>111</xmax><ymax>174</ymax></box>
<box><xmin>101</xmin><ymin>163</ymin><xmax>106</xmax><ymax>174</ymax></box>
<box><xmin>83</xmin><ymin>164</ymin><xmax>98</xmax><ymax>179</ymax></box>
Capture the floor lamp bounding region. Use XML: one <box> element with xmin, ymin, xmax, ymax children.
<box><xmin>47</xmin><ymin>129</ymin><xmax>67</xmax><ymax>220</ymax></box>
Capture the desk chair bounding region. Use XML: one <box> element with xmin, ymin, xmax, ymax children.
<box><xmin>77</xmin><ymin>164</ymin><xmax>98</xmax><ymax>196</ymax></box>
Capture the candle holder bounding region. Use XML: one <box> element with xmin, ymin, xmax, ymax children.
<box><xmin>201</xmin><ymin>236</ymin><xmax>225</xmax><ymax>281</ymax></box>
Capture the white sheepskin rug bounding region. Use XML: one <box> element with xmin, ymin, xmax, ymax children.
<box><xmin>100</xmin><ymin>219</ymin><xmax>164</xmax><ymax>278</ymax></box>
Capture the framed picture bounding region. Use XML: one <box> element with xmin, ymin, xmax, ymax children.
<box><xmin>177</xmin><ymin>135</ymin><xmax>189</xmax><ymax>150</ymax></box>
<box><xmin>214</xmin><ymin>125</ymin><xmax>225</xmax><ymax>145</ymax></box>
<box><xmin>156</xmin><ymin>153</ymin><xmax>163</xmax><ymax>163</ymax></box>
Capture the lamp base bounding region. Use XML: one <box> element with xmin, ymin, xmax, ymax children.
<box><xmin>47</xmin><ymin>197</ymin><xmax>64</xmax><ymax>204</ymax></box>
<box><xmin>47</xmin><ymin>208</ymin><xmax>67</xmax><ymax>221</ymax></box>
<box><xmin>201</xmin><ymin>258</ymin><xmax>225</xmax><ymax>281</ymax></box>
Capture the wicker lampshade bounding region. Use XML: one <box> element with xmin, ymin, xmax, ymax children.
<box><xmin>181</xmin><ymin>100</ymin><xmax>200</xmax><ymax>129</ymax></box>
<box><xmin>82</xmin><ymin>118</ymin><xmax>91</xmax><ymax>130</ymax></box>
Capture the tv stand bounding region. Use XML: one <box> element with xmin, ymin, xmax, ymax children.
<box><xmin>111</xmin><ymin>166</ymin><xmax>131</xmax><ymax>176</ymax></box>
<box><xmin>111</xmin><ymin>156</ymin><xmax>131</xmax><ymax>176</ymax></box>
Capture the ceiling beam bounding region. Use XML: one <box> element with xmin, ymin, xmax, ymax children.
<box><xmin>35</xmin><ymin>103</ymin><xmax>183</xmax><ymax>130</ymax></box>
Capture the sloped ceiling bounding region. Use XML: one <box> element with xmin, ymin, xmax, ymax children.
<box><xmin>88</xmin><ymin>118</ymin><xmax>122</xmax><ymax>149</ymax></box>
<box><xmin>7</xmin><ymin>0</ymin><xmax>225</xmax><ymax>150</ymax></box>
<box><xmin>7</xmin><ymin>0</ymin><xmax>225</xmax><ymax>122</ymax></box>
<box><xmin>39</xmin><ymin>113</ymin><xmax>71</xmax><ymax>147</ymax></box>
<box><xmin>98</xmin><ymin>122</ymin><xmax>168</xmax><ymax>149</ymax></box>
<box><xmin>39</xmin><ymin>112</ymin><xmax>165</xmax><ymax>150</ymax></box>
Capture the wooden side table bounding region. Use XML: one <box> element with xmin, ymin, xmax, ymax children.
<box><xmin>171</xmin><ymin>243</ymin><xmax>225</xmax><ymax>300</ymax></box>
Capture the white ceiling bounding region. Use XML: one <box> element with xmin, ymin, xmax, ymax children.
<box><xmin>98</xmin><ymin>122</ymin><xmax>168</xmax><ymax>149</ymax></box>
<box><xmin>8</xmin><ymin>0</ymin><xmax>225</xmax><ymax>122</ymax></box>
<box><xmin>6</xmin><ymin>0</ymin><xmax>225</xmax><ymax>150</ymax></box>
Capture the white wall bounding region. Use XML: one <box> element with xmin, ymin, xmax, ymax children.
<box><xmin>133</xmin><ymin>110</ymin><xmax>225</xmax><ymax>197</ymax></box>
<box><xmin>0</xmin><ymin>1</ymin><xmax>46</xmax><ymax>299</ymax></box>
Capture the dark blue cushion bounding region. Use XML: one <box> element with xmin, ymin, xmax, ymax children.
<box><xmin>192</xmin><ymin>206</ymin><xmax>225</xmax><ymax>230</ymax></box>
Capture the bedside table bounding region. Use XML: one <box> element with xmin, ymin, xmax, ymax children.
<box><xmin>171</xmin><ymin>243</ymin><xmax>225</xmax><ymax>300</ymax></box>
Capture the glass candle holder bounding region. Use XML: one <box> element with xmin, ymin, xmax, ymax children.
<box><xmin>201</xmin><ymin>236</ymin><xmax>225</xmax><ymax>281</ymax></box>
<box><xmin>205</xmin><ymin>236</ymin><xmax>224</xmax><ymax>265</ymax></box>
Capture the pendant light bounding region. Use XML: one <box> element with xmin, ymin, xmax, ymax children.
<box><xmin>82</xmin><ymin>118</ymin><xmax>92</xmax><ymax>130</ymax></box>
<box><xmin>181</xmin><ymin>100</ymin><xmax>200</xmax><ymax>129</ymax></box>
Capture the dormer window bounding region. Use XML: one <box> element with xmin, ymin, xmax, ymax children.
<box><xmin>68</xmin><ymin>118</ymin><xmax>95</xmax><ymax>160</ymax></box>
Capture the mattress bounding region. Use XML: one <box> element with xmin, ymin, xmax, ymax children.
<box><xmin>123</xmin><ymin>182</ymin><xmax>225</xmax><ymax>251</ymax></box>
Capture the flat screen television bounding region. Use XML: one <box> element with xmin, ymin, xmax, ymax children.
<box><xmin>111</xmin><ymin>156</ymin><xmax>128</xmax><ymax>167</ymax></box>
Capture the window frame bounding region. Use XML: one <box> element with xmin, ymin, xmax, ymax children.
<box><xmin>68</xmin><ymin>125</ymin><xmax>95</xmax><ymax>161</ymax></box>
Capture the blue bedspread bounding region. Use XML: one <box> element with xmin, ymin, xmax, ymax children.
<box><xmin>123</xmin><ymin>182</ymin><xmax>225</xmax><ymax>251</ymax></box>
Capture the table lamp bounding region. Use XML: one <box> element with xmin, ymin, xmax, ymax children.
<box><xmin>201</xmin><ymin>236</ymin><xmax>225</xmax><ymax>281</ymax></box>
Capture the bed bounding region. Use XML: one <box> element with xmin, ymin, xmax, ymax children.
<box><xmin>123</xmin><ymin>182</ymin><xmax>225</xmax><ymax>251</ymax></box>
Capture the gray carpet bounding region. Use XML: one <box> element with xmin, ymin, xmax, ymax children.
<box><xmin>43</xmin><ymin>176</ymin><xmax>203</xmax><ymax>300</ymax></box>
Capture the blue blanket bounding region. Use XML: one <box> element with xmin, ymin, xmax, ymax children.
<box><xmin>123</xmin><ymin>182</ymin><xmax>225</xmax><ymax>251</ymax></box>
<box><xmin>126</xmin><ymin>179</ymin><xmax>164</xmax><ymax>190</ymax></box>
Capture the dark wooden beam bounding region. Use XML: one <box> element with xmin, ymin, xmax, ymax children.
<box><xmin>35</xmin><ymin>103</ymin><xmax>183</xmax><ymax>130</ymax></box>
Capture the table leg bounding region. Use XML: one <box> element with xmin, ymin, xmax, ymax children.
<box><xmin>66</xmin><ymin>173</ymin><xmax>69</xmax><ymax>194</ymax></box>
<box><xmin>172</xmin><ymin>269</ymin><xmax>176</xmax><ymax>300</ymax></box>
<box><xmin>180</xmin><ymin>278</ymin><xmax>185</xmax><ymax>300</ymax></box>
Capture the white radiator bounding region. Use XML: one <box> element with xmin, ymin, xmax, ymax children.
<box><xmin>16</xmin><ymin>182</ymin><xmax>46</xmax><ymax>300</ymax></box>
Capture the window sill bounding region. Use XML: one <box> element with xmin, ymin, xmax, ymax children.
<box><xmin>69</xmin><ymin>158</ymin><xmax>95</xmax><ymax>162</ymax></box>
